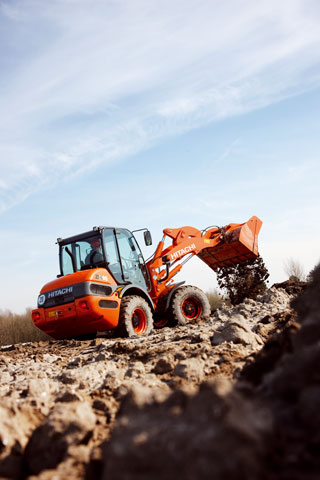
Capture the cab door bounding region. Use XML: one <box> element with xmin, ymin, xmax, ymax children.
<box><xmin>115</xmin><ymin>229</ymin><xmax>149</xmax><ymax>290</ymax></box>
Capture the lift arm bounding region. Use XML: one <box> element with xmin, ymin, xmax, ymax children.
<box><xmin>146</xmin><ymin>216</ymin><xmax>262</xmax><ymax>301</ymax></box>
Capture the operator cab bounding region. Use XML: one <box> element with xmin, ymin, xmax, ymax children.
<box><xmin>58</xmin><ymin>227</ymin><xmax>151</xmax><ymax>290</ymax></box>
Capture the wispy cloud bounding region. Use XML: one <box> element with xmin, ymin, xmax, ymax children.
<box><xmin>1</xmin><ymin>0</ymin><xmax>320</xmax><ymax>212</ymax></box>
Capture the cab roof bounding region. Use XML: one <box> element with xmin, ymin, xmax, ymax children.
<box><xmin>56</xmin><ymin>226</ymin><xmax>129</xmax><ymax>246</ymax></box>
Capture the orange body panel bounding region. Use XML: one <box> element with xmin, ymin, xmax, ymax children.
<box><xmin>32</xmin><ymin>268</ymin><xmax>121</xmax><ymax>339</ymax></box>
<box><xmin>40</xmin><ymin>268</ymin><xmax>116</xmax><ymax>293</ymax></box>
<box><xmin>33</xmin><ymin>294</ymin><xmax>120</xmax><ymax>339</ymax></box>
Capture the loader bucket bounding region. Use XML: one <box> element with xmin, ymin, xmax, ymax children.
<box><xmin>197</xmin><ymin>216</ymin><xmax>262</xmax><ymax>271</ymax></box>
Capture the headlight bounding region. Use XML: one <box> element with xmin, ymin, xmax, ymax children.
<box><xmin>89</xmin><ymin>284</ymin><xmax>113</xmax><ymax>296</ymax></box>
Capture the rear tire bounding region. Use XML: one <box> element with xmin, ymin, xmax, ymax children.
<box><xmin>118</xmin><ymin>295</ymin><xmax>153</xmax><ymax>337</ymax></box>
<box><xmin>170</xmin><ymin>286</ymin><xmax>211</xmax><ymax>326</ymax></box>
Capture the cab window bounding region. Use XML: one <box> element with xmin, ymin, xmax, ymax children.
<box><xmin>61</xmin><ymin>237</ymin><xmax>103</xmax><ymax>274</ymax></box>
<box><xmin>116</xmin><ymin>230</ymin><xmax>147</xmax><ymax>288</ymax></box>
<box><xmin>103</xmin><ymin>229</ymin><xmax>122</xmax><ymax>282</ymax></box>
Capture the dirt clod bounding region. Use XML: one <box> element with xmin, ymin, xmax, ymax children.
<box><xmin>0</xmin><ymin>274</ymin><xmax>319</xmax><ymax>479</ymax></box>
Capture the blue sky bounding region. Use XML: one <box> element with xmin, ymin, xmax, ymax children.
<box><xmin>1</xmin><ymin>0</ymin><xmax>320</xmax><ymax>312</ymax></box>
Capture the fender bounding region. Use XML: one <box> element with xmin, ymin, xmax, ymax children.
<box><xmin>164</xmin><ymin>282</ymin><xmax>185</xmax><ymax>311</ymax></box>
<box><xmin>119</xmin><ymin>284</ymin><xmax>155</xmax><ymax>312</ymax></box>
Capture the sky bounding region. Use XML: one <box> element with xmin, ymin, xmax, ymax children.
<box><xmin>0</xmin><ymin>0</ymin><xmax>320</xmax><ymax>313</ymax></box>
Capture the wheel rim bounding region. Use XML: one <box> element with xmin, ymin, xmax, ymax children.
<box><xmin>181</xmin><ymin>297</ymin><xmax>202</xmax><ymax>320</ymax></box>
<box><xmin>132</xmin><ymin>308</ymin><xmax>147</xmax><ymax>334</ymax></box>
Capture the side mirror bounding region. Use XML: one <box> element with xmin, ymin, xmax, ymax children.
<box><xmin>144</xmin><ymin>230</ymin><xmax>152</xmax><ymax>246</ymax></box>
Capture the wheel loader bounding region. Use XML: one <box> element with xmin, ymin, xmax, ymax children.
<box><xmin>31</xmin><ymin>216</ymin><xmax>262</xmax><ymax>339</ymax></box>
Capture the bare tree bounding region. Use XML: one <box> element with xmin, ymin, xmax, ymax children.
<box><xmin>283</xmin><ymin>258</ymin><xmax>305</xmax><ymax>281</ymax></box>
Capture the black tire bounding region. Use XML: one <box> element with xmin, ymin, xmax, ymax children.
<box><xmin>117</xmin><ymin>295</ymin><xmax>153</xmax><ymax>337</ymax></box>
<box><xmin>170</xmin><ymin>286</ymin><xmax>211</xmax><ymax>326</ymax></box>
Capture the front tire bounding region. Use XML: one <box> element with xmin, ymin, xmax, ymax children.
<box><xmin>118</xmin><ymin>295</ymin><xmax>153</xmax><ymax>337</ymax></box>
<box><xmin>170</xmin><ymin>286</ymin><xmax>211</xmax><ymax>325</ymax></box>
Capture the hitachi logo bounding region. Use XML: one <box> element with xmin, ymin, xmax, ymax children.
<box><xmin>48</xmin><ymin>287</ymin><xmax>73</xmax><ymax>298</ymax></box>
<box><xmin>169</xmin><ymin>243</ymin><xmax>196</xmax><ymax>261</ymax></box>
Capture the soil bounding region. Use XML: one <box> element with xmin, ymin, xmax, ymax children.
<box><xmin>0</xmin><ymin>272</ymin><xmax>318</xmax><ymax>480</ymax></box>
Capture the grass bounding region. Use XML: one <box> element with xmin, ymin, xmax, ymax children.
<box><xmin>0</xmin><ymin>309</ymin><xmax>51</xmax><ymax>347</ymax></box>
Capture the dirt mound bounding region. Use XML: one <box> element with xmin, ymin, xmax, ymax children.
<box><xmin>272</xmin><ymin>278</ymin><xmax>308</xmax><ymax>295</ymax></box>
<box><xmin>101</xmin><ymin>380</ymin><xmax>271</xmax><ymax>480</ymax></box>
<box><xmin>100</xmin><ymin>270</ymin><xmax>320</xmax><ymax>480</ymax></box>
<box><xmin>0</xmin><ymin>272</ymin><xmax>319</xmax><ymax>479</ymax></box>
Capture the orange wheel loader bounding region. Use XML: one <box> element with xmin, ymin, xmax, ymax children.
<box><xmin>32</xmin><ymin>216</ymin><xmax>262</xmax><ymax>339</ymax></box>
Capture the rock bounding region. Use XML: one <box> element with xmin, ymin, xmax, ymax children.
<box><xmin>24</xmin><ymin>402</ymin><xmax>96</xmax><ymax>475</ymax></box>
<box><xmin>118</xmin><ymin>384</ymin><xmax>157</xmax><ymax>413</ymax></box>
<box><xmin>153</xmin><ymin>355</ymin><xmax>175</xmax><ymax>374</ymax></box>
<box><xmin>190</xmin><ymin>332</ymin><xmax>210</xmax><ymax>343</ymax></box>
<box><xmin>174</xmin><ymin>351</ymin><xmax>187</xmax><ymax>361</ymax></box>
<box><xmin>124</xmin><ymin>362</ymin><xmax>145</xmax><ymax>377</ymax></box>
<box><xmin>211</xmin><ymin>315</ymin><xmax>263</xmax><ymax>348</ymax></box>
<box><xmin>95</xmin><ymin>352</ymin><xmax>106</xmax><ymax>362</ymax></box>
<box><xmin>92</xmin><ymin>399</ymin><xmax>111</xmax><ymax>414</ymax></box>
<box><xmin>55</xmin><ymin>391</ymin><xmax>82</xmax><ymax>403</ymax></box>
<box><xmin>0</xmin><ymin>371</ymin><xmax>12</xmax><ymax>383</ymax></box>
<box><xmin>101</xmin><ymin>372</ymin><xmax>120</xmax><ymax>391</ymax></box>
<box><xmin>26</xmin><ymin>378</ymin><xmax>59</xmax><ymax>401</ymax></box>
<box><xmin>0</xmin><ymin>401</ymin><xmax>42</xmax><ymax>479</ymax></box>
<box><xmin>67</xmin><ymin>356</ymin><xmax>83</xmax><ymax>369</ymax></box>
<box><xmin>58</xmin><ymin>372</ymin><xmax>77</xmax><ymax>385</ymax></box>
<box><xmin>174</xmin><ymin>358</ymin><xmax>205</xmax><ymax>383</ymax></box>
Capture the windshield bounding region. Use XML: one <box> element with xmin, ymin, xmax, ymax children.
<box><xmin>61</xmin><ymin>236</ymin><xmax>105</xmax><ymax>275</ymax></box>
